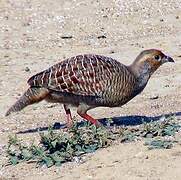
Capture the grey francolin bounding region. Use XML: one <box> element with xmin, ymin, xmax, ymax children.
<box><xmin>5</xmin><ymin>49</ymin><xmax>174</xmax><ymax>127</ymax></box>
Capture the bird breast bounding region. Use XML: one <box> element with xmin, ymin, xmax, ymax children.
<box><xmin>99</xmin><ymin>68</ymin><xmax>137</xmax><ymax>107</ymax></box>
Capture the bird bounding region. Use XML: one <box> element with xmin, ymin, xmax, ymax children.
<box><xmin>5</xmin><ymin>49</ymin><xmax>174</xmax><ymax>127</ymax></box>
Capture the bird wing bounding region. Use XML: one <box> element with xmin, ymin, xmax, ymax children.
<box><xmin>27</xmin><ymin>54</ymin><xmax>125</xmax><ymax>97</ymax></box>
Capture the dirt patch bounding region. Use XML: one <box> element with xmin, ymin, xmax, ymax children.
<box><xmin>0</xmin><ymin>0</ymin><xmax>181</xmax><ymax>179</ymax></box>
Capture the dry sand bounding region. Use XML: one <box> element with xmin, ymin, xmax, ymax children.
<box><xmin>0</xmin><ymin>0</ymin><xmax>181</xmax><ymax>179</ymax></box>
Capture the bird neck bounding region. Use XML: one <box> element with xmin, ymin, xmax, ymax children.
<box><xmin>129</xmin><ymin>62</ymin><xmax>152</xmax><ymax>89</ymax></box>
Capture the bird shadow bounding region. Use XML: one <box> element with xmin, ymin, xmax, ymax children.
<box><xmin>17</xmin><ymin>111</ymin><xmax>181</xmax><ymax>134</ymax></box>
<box><xmin>100</xmin><ymin>111</ymin><xmax>181</xmax><ymax>126</ymax></box>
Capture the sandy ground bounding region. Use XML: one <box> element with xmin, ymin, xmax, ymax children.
<box><xmin>0</xmin><ymin>0</ymin><xmax>181</xmax><ymax>179</ymax></box>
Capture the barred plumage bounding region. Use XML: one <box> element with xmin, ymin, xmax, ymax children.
<box><xmin>6</xmin><ymin>49</ymin><xmax>174</xmax><ymax>127</ymax></box>
<box><xmin>28</xmin><ymin>54</ymin><xmax>121</xmax><ymax>96</ymax></box>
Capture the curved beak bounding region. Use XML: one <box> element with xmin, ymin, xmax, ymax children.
<box><xmin>163</xmin><ymin>56</ymin><xmax>175</xmax><ymax>63</ymax></box>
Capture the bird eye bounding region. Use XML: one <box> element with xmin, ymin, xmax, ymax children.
<box><xmin>154</xmin><ymin>55</ymin><xmax>160</xmax><ymax>61</ymax></box>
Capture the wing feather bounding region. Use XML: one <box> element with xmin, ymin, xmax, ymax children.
<box><xmin>28</xmin><ymin>54</ymin><xmax>125</xmax><ymax>97</ymax></box>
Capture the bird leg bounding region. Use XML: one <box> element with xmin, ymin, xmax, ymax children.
<box><xmin>63</xmin><ymin>104</ymin><xmax>73</xmax><ymax>128</ymax></box>
<box><xmin>77</xmin><ymin>105</ymin><xmax>101</xmax><ymax>126</ymax></box>
<box><xmin>78</xmin><ymin>113</ymin><xmax>100</xmax><ymax>126</ymax></box>
<box><xmin>76</xmin><ymin>104</ymin><xmax>101</xmax><ymax>126</ymax></box>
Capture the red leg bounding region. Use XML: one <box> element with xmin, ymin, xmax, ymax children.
<box><xmin>78</xmin><ymin>113</ymin><xmax>101</xmax><ymax>126</ymax></box>
<box><xmin>63</xmin><ymin>104</ymin><xmax>73</xmax><ymax>128</ymax></box>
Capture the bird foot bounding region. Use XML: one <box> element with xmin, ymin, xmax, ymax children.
<box><xmin>78</xmin><ymin>113</ymin><xmax>102</xmax><ymax>127</ymax></box>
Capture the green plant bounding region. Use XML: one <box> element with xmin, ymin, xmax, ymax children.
<box><xmin>144</xmin><ymin>139</ymin><xmax>176</xmax><ymax>149</ymax></box>
<box><xmin>7</xmin><ymin>122</ymin><xmax>114</xmax><ymax>167</ymax></box>
<box><xmin>6</xmin><ymin>116</ymin><xmax>181</xmax><ymax>167</ymax></box>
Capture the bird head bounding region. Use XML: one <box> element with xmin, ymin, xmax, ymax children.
<box><xmin>131</xmin><ymin>49</ymin><xmax>174</xmax><ymax>78</ymax></box>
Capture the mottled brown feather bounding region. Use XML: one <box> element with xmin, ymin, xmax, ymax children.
<box><xmin>28</xmin><ymin>54</ymin><xmax>135</xmax><ymax>105</ymax></box>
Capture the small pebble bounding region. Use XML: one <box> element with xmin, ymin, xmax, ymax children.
<box><xmin>25</xmin><ymin>67</ymin><xmax>30</xmax><ymax>72</ymax></box>
<box><xmin>4</xmin><ymin>16</ymin><xmax>8</xmax><ymax>20</ymax></box>
<box><xmin>96</xmin><ymin>165</ymin><xmax>102</xmax><ymax>168</ymax></box>
<box><xmin>61</xmin><ymin>35</ymin><xmax>73</xmax><ymax>39</ymax></box>
<box><xmin>97</xmin><ymin>35</ymin><xmax>106</xmax><ymax>39</ymax></box>
<box><xmin>150</xmin><ymin>95</ymin><xmax>159</xmax><ymax>100</ymax></box>
<box><xmin>146</xmin><ymin>133</ymin><xmax>153</xmax><ymax>138</ymax></box>
<box><xmin>73</xmin><ymin>156</ymin><xmax>81</xmax><ymax>163</ymax></box>
<box><xmin>110</xmin><ymin>50</ymin><xmax>115</xmax><ymax>54</ymax></box>
<box><xmin>145</xmin><ymin>156</ymin><xmax>149</xmax><ymax>159</ymax></box>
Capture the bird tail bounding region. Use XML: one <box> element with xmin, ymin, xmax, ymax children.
<box><xmin>5</xmin><ymin>87</ymin><xmax>49</xmax><ymax>116</ymax></box>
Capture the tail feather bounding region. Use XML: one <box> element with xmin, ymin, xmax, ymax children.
<box><xmin>5</xmin><ymin>87</ymin><xmax>49</xmax><ymax>116</ymax></box>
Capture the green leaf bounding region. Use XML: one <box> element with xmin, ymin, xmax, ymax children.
<box><xmin>21</xmin><ymin>149</ymin><xmax>32</xmax><ymax>160</ymax></box>
<box><xmin>42</xmin><ymin>157</ymin><xmax>54</xmax><ymax>168</ymax></box>
<box><xmin>50</xmin><ymin>153</ymin><xmax>64</xmax><ymax>164</ymax></box>
<box><xmin>75</xmin><ymin>145</ymin><xmax>82</xmax><ymax>151</ymax></box>
<box><xmin>51</xmin><ymin>139</ymin><xmax>58</xmax><ymax>148</ymax></box>
<box><xmin>145</xmin><ymin>139</ymin><xmax>173</xmax><ymax>149</ymax></box>
<box><xmin>10</xmin><ymin>156</ymin><xmax>19</xmax><ymax>165</ymax></box>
